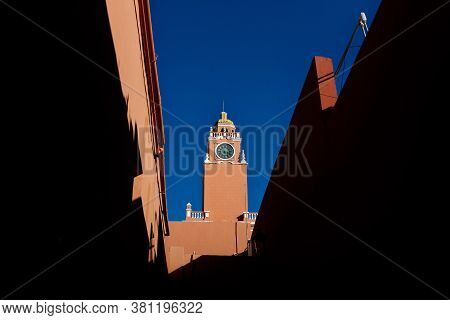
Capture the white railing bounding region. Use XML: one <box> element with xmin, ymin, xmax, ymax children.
<box><xmin>187</xmin><ymin>210</ymin><xmax>210</xmax><ymax>220</ymax></box>
<box><xmin>210</xmin><ymin>132</ymin><xmax>240</xmax><ymax>139</ymax></box>
<box><xmin>243</xmin><ymin>212</ymin><xmax>258</xmax><ymax>220</ymax></box>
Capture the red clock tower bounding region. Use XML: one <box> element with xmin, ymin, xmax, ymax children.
<box><xmin>203</xmin><ymin>112</ymin><xmax>248</xmax><ymax>221</ymax></box>
<box><xmin>166</xmin><ymin>111</ymin><xmax>258</xmax><ymax>274</ymax></box>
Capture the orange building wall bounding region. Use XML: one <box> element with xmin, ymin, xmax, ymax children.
<box><xmin>106</xmin><ymin>0</ymin><xmax>168</xmax><ymax>263</ymax></box>
<box><xmin>316</xmin><ymin>56</ymin><xmax>338</xmax><ymax>110</ymax></box>
<box><xmin>203</xmin><ymin>163</ymin><xmax>248</xmax><ymax>221</ymax></box>
<box><xmin>165</xmin><ymin>221</ymin><xmax>252</xmax><ymax>273</ymax></box>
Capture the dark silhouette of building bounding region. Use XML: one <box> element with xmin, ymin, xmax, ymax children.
<box><xmin>1</xmin><ymin>0</ymin><xmax>168</xmax><ymax>298</ymax></box>
<box><xmin>252</xmin><ymin>0</ymin><xmax>449</xmax><ymax>299</ymax></box>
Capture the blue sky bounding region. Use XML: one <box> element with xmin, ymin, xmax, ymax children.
<box><xmin>151</xmin><ymin>0</ymin><xmax>381</xmax><ymax>221</ymax></box>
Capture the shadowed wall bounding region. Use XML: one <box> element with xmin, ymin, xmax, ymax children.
<box><xmin>252</xmin><ymin>0</ymin><xmax>449</xmax><ymax>299</ymax></box>
<box><xmin>1</xmin><ymin>0</ymin><xmax>168</xmax><ymax>299</ymax></box>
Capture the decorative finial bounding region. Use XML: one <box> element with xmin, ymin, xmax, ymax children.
<box><xmin>217</xmin><ymin>107</ymin><xmax>234</xmax><ymax>124</ymax></box>
<box><xmin>222</xmin><ymin>100</ymin><xmax>225</xmax><ymax>113</ymax></box>
<box><xmin>240</xmin><ymin>150</ymin><xmax>247</xmax><ymax>164</ymax></box>
<box><xmin>186</xmin><ymin>202</ymin><xmax>192</xmax><ymax>218</ymax></box>
<box><xmin>204</xmin><ymin>153</ymin><xmax>211</xmax><ymax>163</ymax></box>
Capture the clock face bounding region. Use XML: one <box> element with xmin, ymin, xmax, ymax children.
<box><xmin>216</xmin><ymin>143</ymin><xmax>235</xmax><ymax>160</ymax></box>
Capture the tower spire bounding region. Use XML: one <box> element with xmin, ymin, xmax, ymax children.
<box><xmin>222</xmin><ymin>100</ymin><xmax>225</xmax><ymax>113</ymax></box>
<box><xmin>240</xmin><ymin>150</ymin><xmax>247</xmax><ymax>164</ymax></box>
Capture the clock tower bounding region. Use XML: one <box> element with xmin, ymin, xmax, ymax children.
<box><xmin>203</xmin><ymin>111</ymin><xmax>248</xmax><ymax>221</ymax></box>
<box><xmin>166</xmin><ymin>110</ymin><xmax>258</xmax><ymax>272</ymax></box>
